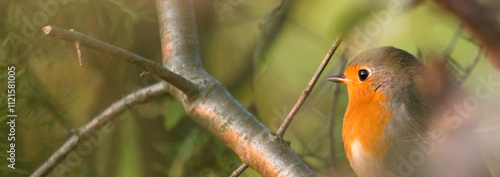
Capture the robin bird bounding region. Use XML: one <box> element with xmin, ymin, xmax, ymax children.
<box><xmin>327</xmin><ymin>46</ymin><xmax>491</xmax><ymax>177</ymax></box>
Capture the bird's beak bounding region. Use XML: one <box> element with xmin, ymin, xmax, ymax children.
<box><xmin>327</xmin><ymin>75</ymin><xmax>347</xmax><ymax>83</ymax></box>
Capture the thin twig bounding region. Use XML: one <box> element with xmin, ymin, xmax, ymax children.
<box><xmin>447</xmin><ymin>56</ymin><xmax>466</xmax><ymax>71</ymax></box>
<box><xmin>42</xmin><ymin>25</ymin><xmax>199</xmax><ymax>98</ymax></box>
<box><xmin>229</xmin><ymin>1</ymin><xmax>293</xmax><ymax>175</ymax></box>
<box><xmin>252</xmin><ymin>0</ymin><xmax>291</xmax><ymax>62</ymax></box>
<box><xmin>229</xmin><ymin>164</ymin><xmax>249</xmax><ymax>177</ymax></box>
<box><xmin>459</xmin><ymin>47</ymin><xmax>483</xmax><ymax>84</ymax></box>
<box><xmin>443</xmin><ymin>25</ymin><xmax>464</xmax><ymax>78</ymax></box>
<box><xmin>230</xmin><ymin>36</ymin><xmax>342</xmax><ymax>176</ymax></box>
<box><xmin>442</xmin><ymin>25</ymin><xmax>464</xmax><ymax>61</ymax></box>
<box><xmin>74</xmin><ymin>42</ymin><xmax>83</xmax><ymax>66</ymax></box>
<box><xmin>31</xmin><ymin>82</ymin><xmax>168</xmax><ymax>177</ymax></box>
<box><xmin>327</xmin><ymin>48</ymin><xmax>348</xmax><ymax>173</ymax></box>
<box><xmin>436</xmin><ymin>0</ymin><xmax>500</xmax><ymax>69</ymax></box>
<box><xmin>276</xmin><ymin>36</ymin><xmax>343</xmax><ymax>137</ymax></box>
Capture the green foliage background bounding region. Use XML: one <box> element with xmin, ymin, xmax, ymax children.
<box><xmin>0</xmin><ymin>0</ymin><xmax>499</xmax><ymax>176</ymax></box>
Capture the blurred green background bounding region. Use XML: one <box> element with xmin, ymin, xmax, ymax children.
<box><xmin>0</xmin><ymin>0</ymin><xmax>499</xmax><ymax>176</ymax></box>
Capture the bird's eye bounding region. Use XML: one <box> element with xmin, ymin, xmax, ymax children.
<box><xmin>358</xmin><ymin>69</ymin><xmax>369</xmax><ymax>81</ymax></box>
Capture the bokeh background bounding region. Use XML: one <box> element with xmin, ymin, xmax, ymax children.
<box><xmin>0</xmin><ymin>0</ymin><xmax>499</xmax><ymax>176</ymax></box>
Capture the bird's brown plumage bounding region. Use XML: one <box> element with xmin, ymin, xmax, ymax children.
<box><xmin>328</xmin><ymin>46</ymin><xmax>491</xmax><ymax>177</ymax></box>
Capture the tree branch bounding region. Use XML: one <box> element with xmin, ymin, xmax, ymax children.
<box><xmin>276</xmin><ymin>36</ymin><xmax>343</xmax><ymax>137</ymax></box>
<box><xmin>229</xmin><ymin>164</ymin><xmax>249</xmax><ymax>177</ymax></box>
<box><xmin>435</xmin><ymin>0</ymin><xmax>500</xmax><ymax>69</ymax></box>
<box><xmin>31</xmin><ymin>82</ymin><xmax>168</xmax><ymax>177</ymax></box>
<box><xmin>42</xmin><ymin>25</ymin><xmax>198</xmax><ymax>98</ymax></box>
<box><xmin>155</xmin><ymin>0</ymin><xmax>317</xmax><ymax>176</ymax></box>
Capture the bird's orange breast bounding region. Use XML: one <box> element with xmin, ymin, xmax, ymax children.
<box><xmin>343</xmin><ymin>81</ymin><xmax>393</xmax><ymax>162</ymax></box>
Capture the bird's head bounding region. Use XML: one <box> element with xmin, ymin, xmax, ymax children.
<box><xmin>328</xmin><ymin>46</ymin><xmax>424</xmax><ymax>102</ymax></box>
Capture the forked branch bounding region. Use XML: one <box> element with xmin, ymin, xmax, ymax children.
<box><xmin>154</xmin><ymin>0</ymin><xmax>317</xmax><ymax>176</ymax></box>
